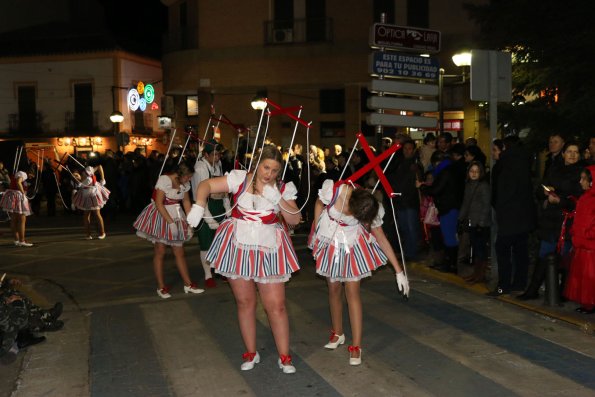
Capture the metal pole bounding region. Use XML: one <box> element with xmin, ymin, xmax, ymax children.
<box><xmin>438</xmin><ymin>68</ymin><xmax>445</xmax><ymax>136</ymax></box>
<box><xmin>489</xmin><ymin>52</ymin><xmax>499</xmax><ymax>284</ymax></box>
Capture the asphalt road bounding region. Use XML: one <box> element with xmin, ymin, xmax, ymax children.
<box><xmin>1</xmin><ymin>212</ymin><xmax>594</xmax><ymax>396</ymax></box>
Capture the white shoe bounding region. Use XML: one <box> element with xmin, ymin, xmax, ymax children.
<box><xmin>84</xmin><ymin>236</ymin><xmax>93</xmax><ymax>240</ymax></box>
<box><xmin>348</xmin><ymin>346</ymin><xmax>362</xmax><ymax>366</ymax></box>
<box><xmin>240</xmin><ymin>352</ymin><xmax>260</xmax><ymax>371</ymax></box>
<box><xmin>183</xmin><ymin>283</ymin><xmax>204</xmax><ymax>294</ymax></box>
<box><xmin>17</xmin><ymin>241</ymin><xmax>33</xmax><ymax>247</ymax></box>
<box><xmin>324</xmin><ymin>332</ymin><xmax>345</xmax><ymax>349</ymax></box>
<box><xmin>157</xmin><ymin>287</ymin><xmax>171</xmax><ymax>299</ymax></box>
<box><xmin>97</xmin><ymin>234</ymin><xmax>106</xmax><ymax>240</ymax></box>
<box><xmin>14</xmin><ymin>241</ymin><xmax>20</xmax><ymax>246</ymax></box>
<box><xmin>278</xmin><ymin>355</ymin><xmax>296</xmax><ymax>374</ymax></box>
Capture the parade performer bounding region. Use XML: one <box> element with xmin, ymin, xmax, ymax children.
<box><xmin>134</xmin><ymin>161</ymin><xmax>204</xmax><ymax>299</ymax></box>
<box><xmin>564</xmin><ymin>165</ymin><xmax>595</xmax><ymax>314</ymax></box>
<box><xmin>0</xmin><ymin>170</ymin><xmax>33</xmax><ymax>247</ymax></box>
<box><xmin>72</xmin><ymin>165</ymin><xmax>109</xmax><ymax>239</ymax></box>
<box><xmin>309</xmin><ymin>179</ymin><xmax>409</xmax><ymax>366</ymax></box>
<box><xmin>187</xmin><ymin>145</ymin><xmax>301</xmax><ymax>374</ymax></box>
<box><xmin>191</xmin><ymin>139</ymin><xmax>230</xmax><ymax>288</ymax></box>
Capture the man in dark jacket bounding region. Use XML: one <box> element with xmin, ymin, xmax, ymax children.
<box><xmin>385</xmin><ymin>140</ymin><xmax>423</xmax><ymax>260</ymax></box>
<box><xmin>489</xmin><ymin>136</ymin><xmax>536</xmax><ymax>296</ymax></box>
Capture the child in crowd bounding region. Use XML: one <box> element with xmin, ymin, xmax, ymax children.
<box><xmin>420</xmin><ymin>171</ymin><xmax>442</xmax><ymax>268</ymax></box>
<box><xmin>134</xmin><ymin>161</ymin><xmax>204</xmax><ymax>298</ymax></box>
<box><xmin>564</xmin><ymin>165</ymin><xmax>595</xmax><ymax>314</ymax></box>
<box><xmin>309</xmin><ymin>179</ymin><xmax>409</xmax><ymax>366</ymax></box>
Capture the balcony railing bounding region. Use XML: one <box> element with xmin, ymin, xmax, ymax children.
<box><xmin>65</xmin><ymin>111</ymin><xmax>99</xmax><ymax>134</ymax></box>
<box><xmin>8</xmin><ymin>112</ymin><xmax>45</xmax><ymax>134</ymax></box>
<box><xmin>264</xmin><ymin>17</ymin><xmax>333</xmax><ymax>45</ymax></box>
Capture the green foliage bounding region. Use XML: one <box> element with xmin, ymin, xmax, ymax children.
<box><xmin>464</xmin><ymin>0</ymin><xmax>595</xmax><ymax>146</ymax></box>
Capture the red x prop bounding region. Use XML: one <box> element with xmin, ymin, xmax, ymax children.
<box><xmin>265</xmin><ymin>98</ymin><xmax>311</xmax><ymax>128</ymax></box>
<box><xmin>343</xmin><ymin>133</ymin><xmax>401</xmax><ymax>197</ymax></box>
<box><xmin>210</xmin><ymin>114</ymin><xmax>248</xmax><ymax>134</ymax></box>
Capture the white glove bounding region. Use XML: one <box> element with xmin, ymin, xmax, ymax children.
<box><xmin>206</xmin><ymin>220</ymin><xmax>219</xmax><ymax>230</ymax></box>
<box><xmin>262</xmin><ymin>184</ymin><xmax>282</xmax><ymax>205</ymax></box>
<box><xmin>396</xmin><ymin>272</ymin><xmax>410</xmax><ymax>297</ymax></box>
<box><xmin>186</xmin><ymin>204</ymin><xmax>205</xmax><ymax>228</ymax></box>
<box><xmin>99</xmin><ymin>179</ymin><xmax>106</xmax><ymax>186</ymax></box>
<box><xmin>168</xmin><ymin>222</ymin><xmax>178</xmax><ymax>238</ymax></box>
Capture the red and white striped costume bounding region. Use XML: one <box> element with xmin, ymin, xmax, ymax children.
<box><xmin>206</xmin><ymin>170</ymin><xmax>300</xmax><ymax>283</ymax></box>
<box><xmin>308</xmin><ymin>179</ymin><xmax>387</xmax><ymax>282</ymax></box>
<box><xmin>0</xmin><ymin>171</ymin><xmax>32</xmax><ymax>216</ymax></box>
<box><xmin>72</xmin><ymin>168</ymin><xmax>110</xmax><ymax>210</ymax></box>
<box><xmin>134</xmin><ymin>175</ymin><xmax>193</xmax><ymax>247</ymax></box>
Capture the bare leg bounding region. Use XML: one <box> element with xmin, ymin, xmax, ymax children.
<box><xmin>327</xmin><ymin>279</ymin><xmax>344</xmax><ymax>337</ymax></box>
<box><xmin>229</xmin><ymin>278</ymin><xmax>258</xmax><ymax>353</ymax></box>
<box><xmin>344</xmin><ymin>281</ymin><xmax>362</xmax><ymax>357</ymax></box>
<box><xmin>258</xmin><ymin>282</ymin><xmax>290</xmax><ymax>356</ymax></box>
<box><xmin>93</xmin><ymin>209</ymin><xmax>105</xmax><ymax>235</ymax></box>
<box><xmin>153</xmin><ymin>243</ymin><xmax>167</xmax><ymax>289</ymax></box>
<box><xmin>83</xmin><ymin>211</ymin><xmax>91</xmax><ymax>237</ymax></box>
<box><xmin>17</xmin><ymin>214</ymin><xmax>26</xmax><ymax>242</ymax></box>
<box><xmin>171</xmin><ymin>245</ymin><xmax>192</xmax><ymax>285</ymax></box>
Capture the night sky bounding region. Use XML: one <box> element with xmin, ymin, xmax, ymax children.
<box><xmin>97</xmin><ymin>0</ymin><xmax>168</xmax><ymax>58</ymax></box>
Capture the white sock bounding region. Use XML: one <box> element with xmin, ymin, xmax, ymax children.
<box><xmin>200</xmin><ymin>251</ymin><xmax>212</xmax><ymax>280</ymax></box>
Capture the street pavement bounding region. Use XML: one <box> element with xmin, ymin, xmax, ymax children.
<box><xmin>1</xmin><ymin>212</ymin><xmax>595</xmax><ymax>397</ymax></box>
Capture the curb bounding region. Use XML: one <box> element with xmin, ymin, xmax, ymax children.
<box><xmin>409</xmin><ymin>261</ymin><xmax>595</xmax><ymax>335</ymax></box>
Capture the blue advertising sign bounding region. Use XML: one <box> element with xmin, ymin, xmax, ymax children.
<box><xmin>369</xmin><ymin>52</ymin><xmax>440</xmax><ymax>80</ymax></box>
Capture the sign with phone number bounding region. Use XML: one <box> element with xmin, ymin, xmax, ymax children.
<box><xmin>369</xmin><ymin>51</ymin><xmax>440</xmax><ymax>80</ymax></box>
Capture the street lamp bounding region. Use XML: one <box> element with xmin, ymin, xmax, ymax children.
<box><xmin>250</xmin><ymin>96</ymin><xmax>267</xmax><ymax>111</ymax></box>
<box><xmin>438</xmin><ymin>52</ymin><xmax>472</xmax><ymax>135</ymax></box>
<box><xmin>109</xmin><ymin>111</ymin><xmax>124</xmax><ymax>123</ymax></box>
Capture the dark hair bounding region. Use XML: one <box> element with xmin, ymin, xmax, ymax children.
<box><xmin>438</xmin><ymin>132</ymin><xmax>453</xmax><ymax>143</ymax></box>
<box><xmin>493</xmin><ymin>139</ymin><xmax>504</xmax><ymax>152</ymax></box>
<box><xmin>430</xmin><ymin>150</ymin><xmax>448</xmax><ymax>165</ymax></box>
<box><xmin>423</xmin><ymin>133</ymin><xmax>436</xmax><ymax>144</ymax></box>
<box><xmin>562</xmin><ymin>141</ymin><xmax>580</xmax><ymax>153</ymax></box>
<box><xmin>465</xmin><ymin>145</ymin><xmax>487</xmax><ymax>166</ymax></box>
<box><xmin>348</xmin><ymin>188</ymin><xmax>379</xmax><ymax>227</ymax></box>
<box><xmin>174</xmin><ymin>161</ymin><xmax>194</xmax><ymax>177</ymax></box>
<box><xmin>502</xmin><ymin>135</ymin><xmax>520</xmax><ymax>150</ymax></box>
<box><xmin>451</xmin><ymin>143</ymin><xmax>466</xmax><ymax>156</ymax></box>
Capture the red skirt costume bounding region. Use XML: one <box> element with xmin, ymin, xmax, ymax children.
<box><xmin>0</xmin><ymin>171</ymin><xmax>32</xmax><ymax>216</ymax></box>
<box><xmin>205</xmin><ymin>170</ymin><xmax>300</xmax><ymax>283</ymax></box>
<box><xmin>134</xmin><ymin>175</ymin><xmax>193</xmax><ymax>247</ymax></box>
<box><xmin>72</xmin><ymin>167</ymin><xmax>110</xmax><ymax>210</ymax></box>
<box><xmin>308</xmin><ymin>179</ymin><xmax>387</xmax><ymax>282</ymax></box>
<box><xmin>564</xmin><ymin>165</ymin><xmax>595</xmax><ymax>307</ymax></box>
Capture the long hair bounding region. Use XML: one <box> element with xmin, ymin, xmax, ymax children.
<box><xmin>252</xmin><ymin>144</ymin><xmax>283</xmax><ymax>173</ymax></box>
<box><xmin>348</xmin><ymin>188</ymin><xmax>379</xmax><ymax>228</ymax></box>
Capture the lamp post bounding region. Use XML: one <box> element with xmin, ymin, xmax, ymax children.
<box><xmin>438</xmin><ymin>51</ymin><xmax>471</xmax><ymax>137</ymax></box>
<box><xmin>110</xmin><ymin>86</ymin><xmax>125</xmax><ymax>151</ymax></box>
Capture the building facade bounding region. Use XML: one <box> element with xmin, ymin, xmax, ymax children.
<box><xmin>160</xmin><ymin>0</ymin><xmax>489</xmax><ymax>153</ymax></box>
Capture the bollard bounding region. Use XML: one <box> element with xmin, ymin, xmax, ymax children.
<box><xmin>544</xmin><ymin>253</ymin><xmax>560</xmax><ymax>306</ymax></box>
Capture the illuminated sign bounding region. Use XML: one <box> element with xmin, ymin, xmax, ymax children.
<box><xmin>128</xmin><ymin>81</ymin><xmax>155</xmax><ymax>112</ymax></box>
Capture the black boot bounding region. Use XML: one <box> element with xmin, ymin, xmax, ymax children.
<box><xmin>517</xmin><ymin>258</ymin><xmax>545</xmax><ymax>300</ymax></box>
<box><xmin>49</xmin><ymin>302</ymin><xmax>63</xmax><ymax>320</ymax></box>
<box><xmin>16</xmin><ymin>330</ymin><xmax>46</xmax><ymax>349</ymax></box>
<box><xmin>439</xmin><ymin>247</ymin><xmax>458</xmax><ymax>273</ymax></box>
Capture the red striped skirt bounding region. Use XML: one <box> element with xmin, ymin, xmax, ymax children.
<box><xmin>73</xmin><ymin>184</ymin><xmax>110</xmax><ymax>210</ymax></box>
<box><xmin>0</xmin><ymin>189</ymin><xmax>32</xmax><ymax>216</ymax></box>
<box><xmin>206</xmin><ymin>218</ymin><xmax>300</xmax><ymax>283</ymax></box>
<box><xmin>133</xmin><ymin>202</ymin><xmax>193</xmax><ymax>247</ymax></box>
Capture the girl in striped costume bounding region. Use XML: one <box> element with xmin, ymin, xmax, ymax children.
<box><xmin>72</xmin><ymin>165</ymin><xmax>109</xmax><ymax>239</ymax></box>
<box><xmin>134</xmin><ymin>162</ymin><xmax>204</xmax><ymax>299</ymax></box>
<box><xmin>187</xmin><ymin>145</ymin><xmax>301</xmax><ymax>374</ymax></box>
<box><xmin>0</xmin><ymin>171</ymin><xmax>33</xmax><ymax>246</ymax></box>
<box><xmin>309</xmin><ymin>179</ymin><xmax>409</xmax><ymax>366</ymax></box>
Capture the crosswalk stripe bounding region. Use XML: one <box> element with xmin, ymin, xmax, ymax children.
<box><xmin>142</xmin><ymin>300</ymin><xmax>257</xmax><ymax>397</ymax></box>
<box><xmin>365</xmin><ymin>284</ymin><xmax>595</xmax><ymax>396</ymax></box>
